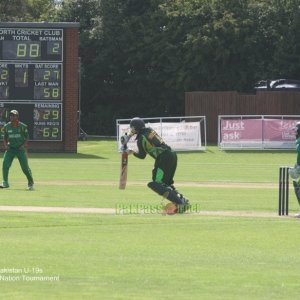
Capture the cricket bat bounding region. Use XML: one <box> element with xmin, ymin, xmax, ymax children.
<box><xmin>119</xmin><ymin>143</ymin><xmax>128</xmax><ymax>189</ymax></box>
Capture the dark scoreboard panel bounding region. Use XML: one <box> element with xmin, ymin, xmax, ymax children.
<box><xmin>0</xmin><ymin>28</ymin><xmax>63</xmax><ymax>61</ymax></box>
<box><xmin>0</xmin><ymin>27</ymin><xmax>63</xmax><ymax>141</ymax></box>
<box><xmin>0</xmin><ymin>63</ymin><xmax>62</xmax><ymax>100</ymax></box>
<box><xmin>0</xmin><ymin>102</ymin><xmax>62</xmax><ymax>141</ymax></box>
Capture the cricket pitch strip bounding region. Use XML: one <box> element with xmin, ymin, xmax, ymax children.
<box><xmin>0</xmin><ymin>205</ymin><xmax>284</xmax><ymax>218</ymax></box>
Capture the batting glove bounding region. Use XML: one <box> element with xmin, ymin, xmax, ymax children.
<box><xmin>120</xmin><ymin>134</ymin><xmax>130</xmax><ymax>145</ymax></box>
<box><xmin>289</xmin><ymin>164</ymin><xmax>300</xmax><ymax>179</ymax></box>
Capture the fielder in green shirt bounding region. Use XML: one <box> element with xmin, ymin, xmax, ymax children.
<box><xmin>1</xmin><ymin>110</ymin><xmax>34</xmax><ymax>190</ymax></box>
<box><xmin>296</xmin><ymin>135</ymin><xmax>300</xmax><ymax>166</ymax></box>
<box><xmin>289</xmin><ymin>122</ymin><xmax>300</xmax><ymax>216</ymax></box>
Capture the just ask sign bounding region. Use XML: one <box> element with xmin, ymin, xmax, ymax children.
<box><xmin>220</xmin><ymin>118</ymin><xmax>300</xmax><ymax>149</ymax></box>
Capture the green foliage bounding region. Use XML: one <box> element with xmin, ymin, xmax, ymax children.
<box><xmin>75</xmin><ymin>0</ymin><xmax>300</xmax><ymax>134</ymax></box>
<box><xmin>77</xmin><ymin>0</ymin><xmax>181</xmax><ymax>134</ymax></box>
<box><xmin>54</xmin><ymin>0</ymin><xmax>98</xmax><ymax>28</ymax></box>
<box><xmin>0</xmin><ymin>0</ymin><xmax>28</xmax><ymax>21</ymax></box>
<box><xmin>2</xmin><ymin>0</ymin><xmax>300</xmax><ymax>134</ymax></box>
<box><xmin>0</xmin><ymin>0</ymin><xmax>57</xmax><ymax>21</ymax></box>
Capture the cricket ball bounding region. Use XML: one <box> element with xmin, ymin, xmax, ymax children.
<box><xmin>164</xmin><ymin>203</ymin><xmax>177</xmax><ymax>215</ymax></box>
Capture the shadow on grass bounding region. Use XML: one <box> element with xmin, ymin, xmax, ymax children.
<box><xmin>222</xmin><ymin>150</ymin><xmax>295</xmax><ymax>154</ymax></box>
<box><xmin>13</xmin><ymin>153</ymin><xmax>108</xmax><ymax>159</ymax></box>
<box><xmin>177</xmin><ymin>150</ymin><xmax>206</xmax><ymax>154</ymax></box>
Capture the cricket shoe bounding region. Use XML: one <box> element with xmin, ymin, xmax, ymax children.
<box><xmin>177</xmin><ymin>199</ymin><xmax>191</xmax><ymax>214</ymax></box>
<box><xmin>28</xmin><ymin>183</ymin><xmax>34</xmax><ymax>191</ymax></box>
<box><xmin>294</xmin><ymin>213</ymin><xmax>300</xmax><ymax>218</ymax></box>
<box><xmin>0</xmin><ymin>182</ymin><xmax>9</xmax><ymax>188</ymax></box>
<box><xmin>170</xmin><ymin>185</ymin><xmax>191</xmax><ymax>213</ymax></box>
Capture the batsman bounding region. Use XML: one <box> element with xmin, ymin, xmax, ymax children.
<box><xmin>121</xmin><ymin>117</ymin><xmax>190</xmax><ymax>213</ymax></box>
<box><xmin>289</xmin><ymin>121</ymin><xmax>300</xmax><ymax>216</ymax></box>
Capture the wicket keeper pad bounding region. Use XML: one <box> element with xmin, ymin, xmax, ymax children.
<box><xmin>293</xmin><ymin>181</ymin><xmax>300</xmax><ymax>205</ymax></box>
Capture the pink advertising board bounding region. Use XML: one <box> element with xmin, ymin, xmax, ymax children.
<box><xmin>220</xmin><ymin>117</ymin><xmax>300</xmax><ymax>149</ymax></box>
<box><xmin>220</xmin><ymin>119</ymin><xmax>263</xmax><ymax>142</ymax></box>
<box><xmin>263</xmin><ymin>119</ymin><xmax>297</xmax><ymax>141</ymax></box>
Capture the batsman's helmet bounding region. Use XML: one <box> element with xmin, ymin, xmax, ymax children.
<box><xmin>130</xmin><ymin>117</ymin><xmax>145</xmax><ymax>133</ymax></box>
<box><xmin>10</xmin><ymin>110</ymin><xmax>19</xmax><ymax>116</ymax></box>
<box><xmin>295</xmin><ymin>122</ymin><xmax>300</xmax><ymax>136</ymax></box>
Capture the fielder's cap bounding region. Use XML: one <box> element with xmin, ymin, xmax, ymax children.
<box><xmin>9</xmin><ymin>110</ymin><xmax>19</xmax><ymax>116</ymax></box>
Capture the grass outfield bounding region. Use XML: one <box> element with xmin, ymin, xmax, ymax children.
<box><xmin>0</xmin><ymin>141</ymin><xmax>298</xmax><ymax>212</ymax></box>
<box><xmin>0</xmin><ymin>141</ymin><xmax>300</xmax><ymax>299</ymax></box>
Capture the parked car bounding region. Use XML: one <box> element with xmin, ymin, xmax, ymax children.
<box><xmin>254</xmin><ymin>79</ymin><xmax>300</xmax><ymax>90</ymax></box>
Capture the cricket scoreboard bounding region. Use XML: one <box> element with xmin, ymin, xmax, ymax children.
<box><xmin>0</xmin><ymin>23</ymin><xmax>79</xmax><ymax>152</ymax></box>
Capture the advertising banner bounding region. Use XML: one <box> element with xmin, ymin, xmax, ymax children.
<box><xmin>220</xmin><ymin>116</ymin><xmax>300</xmax><ymax>149</ymax></box>
<box><xmin>118</xmin><ymin>122</ymin><xmax>201</xmax><ymax>151</ymax></box>
<box><xmin>263</xmin><ymin>119</ymin><xmax>298</xmax><ymax>141</ymax></box>
<box><xmin>220</xmin><ymin>118</ymin><xmax>263</xmax><ymax>146</ymax></box>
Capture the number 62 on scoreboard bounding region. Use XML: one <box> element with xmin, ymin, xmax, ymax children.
<box><xmin>33</xmin><ymin>126</ymin><xmax>60</xmax><ymax>140</ymax></box>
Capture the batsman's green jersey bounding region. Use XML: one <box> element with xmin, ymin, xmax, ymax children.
<box><xmin>2</xmin><ymin>121</ymin><xmax>34</xmax><ymax>187</ymax></box>
<box><xmin>133</xmin><ymin>127</ymin><xmax>177</xmax><ymax>185</ymax></box>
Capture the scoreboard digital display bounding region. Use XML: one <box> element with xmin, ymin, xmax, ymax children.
<box><xmin>0</xmin><ymin>27</ymin><xmax>63</xmax><ymax>141</ymax></box>
<box><xmin>0</xmin><ymin>102</ymin><xmax>62</xmax><ymax>141</ymax></box>
<box><xmin>0</xmin><ymin>28</ymin><xmax>63</xmax><ymax>61</ymax></box>
<box><xmin>0</xmin><ymin>63</ymin><xmax>62</xmax><ymax>100</ymax></box>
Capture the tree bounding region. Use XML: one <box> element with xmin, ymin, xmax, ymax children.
<box><xmin>53</xmin><ymin>0</ymin><xmax>300</xmax><ymax>134</ymax></box>
<box><xmin>0</xmin><ymin>0</ymin><xmax>28</xmax><ymax>21</ymax></box>
<box><xmin>68</xmin><ymin>0</ymin><xmax>181</xmax><ymax>134</ymax></box>
<box><xmin>256</xmin><ymin>0</ymin><xmax>300</xmax><ymax>79</ymax></box>
<box><xmin>0</xmin><ymin>0</ymin><xmax>57</xmax><ymax>22</ymax></box>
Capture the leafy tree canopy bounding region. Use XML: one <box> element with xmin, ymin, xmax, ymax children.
<box><xmin>0</xmin><ymin>0</ymin><xmax>57</xmax><ymax>21</ymax></box>
<box><xmin>2</xmin><ymin>0</ymin><xmax>300</xmax><ymax>134</ymax></box>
